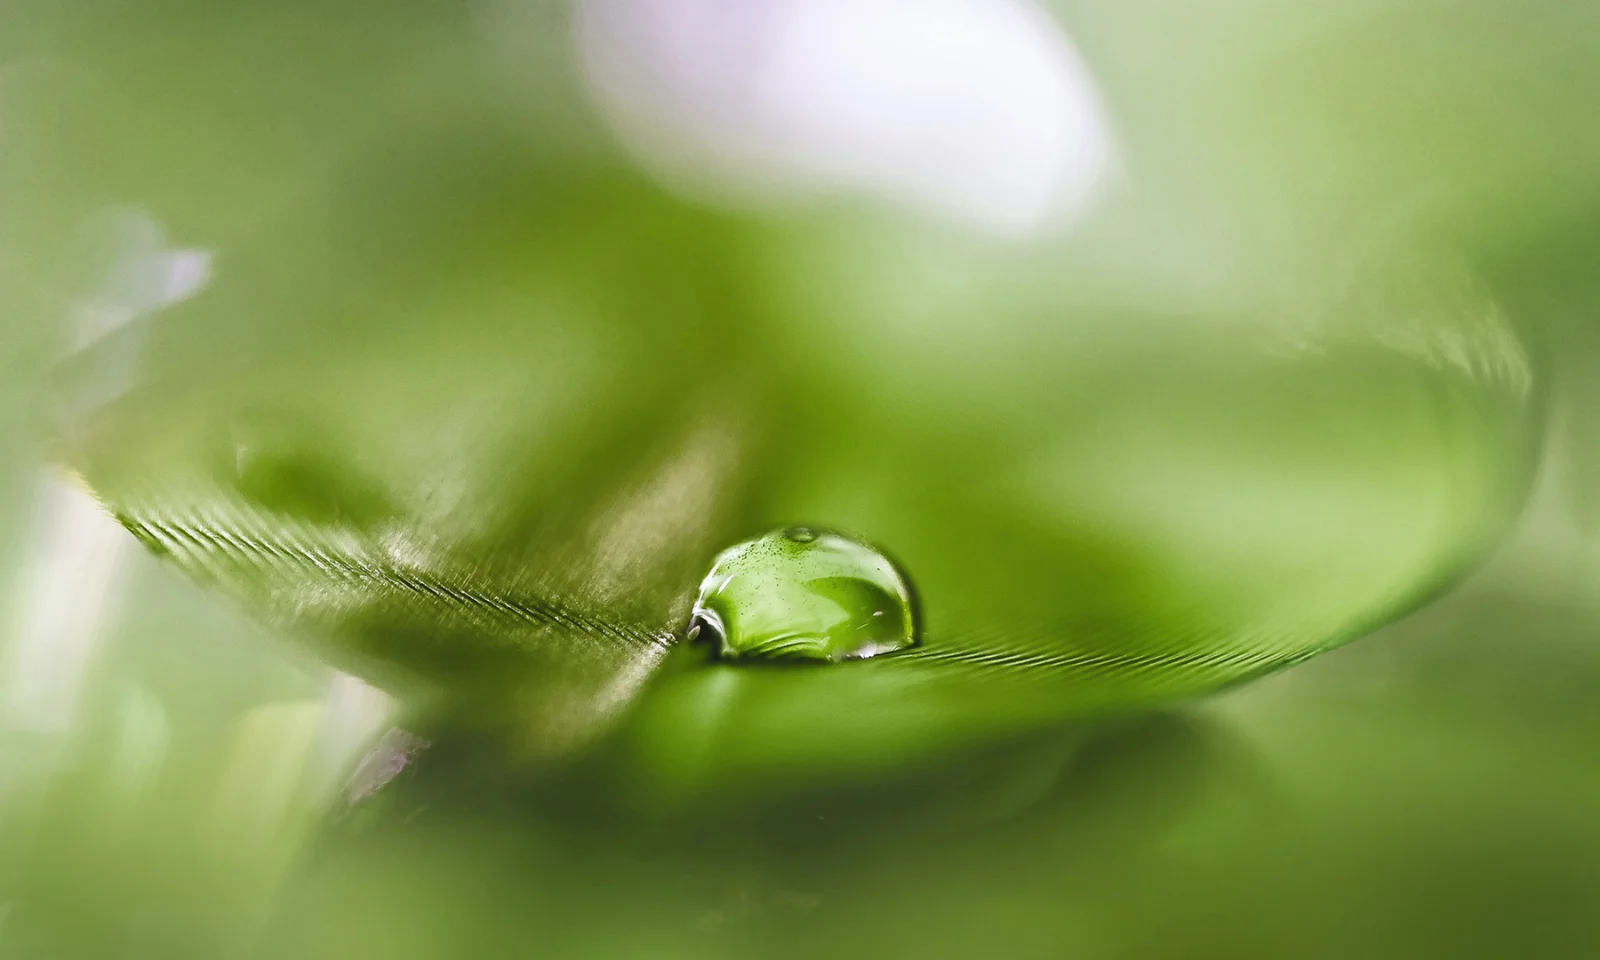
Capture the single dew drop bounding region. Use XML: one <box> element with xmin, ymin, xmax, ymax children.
<box><xmin>688</xmin><ymin>527</ymin><xmax>919</xmax><ymax>663</ymax></box>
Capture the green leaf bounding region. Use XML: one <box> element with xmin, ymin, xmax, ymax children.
<box><xmin>28</xmin><ymin>7</ymin><xmax>1538</xmax><ymax>794</ymax></box>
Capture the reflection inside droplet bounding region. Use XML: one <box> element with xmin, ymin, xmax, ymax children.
<box><xmin>688</xmin><ymin>526</ymin><xmax>919</xmax><ymax>663</ymax></box>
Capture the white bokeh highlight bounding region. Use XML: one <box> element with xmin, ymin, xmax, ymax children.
<box><xmin>1</xmin><ymin>209</ymin><xmax>213</xmax><ymax>737</ymax></box>
<box><xmin>576</xmin><ymin>0</ymin><xmax>1114</xmax><ymax>235</ymax></box>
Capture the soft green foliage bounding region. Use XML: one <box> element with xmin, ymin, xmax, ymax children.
<box><xmin>0</xmin><ymin>0</ymin><xmax>1597</xmax><ymax>955</ymax></box>
<box><xmin>59</xmin><ymin>205</ymin><xmax>1538</xmax><ymax>787</ymax></box>
<box><xmin>18</xmin><ymin>19</ymin><xmax>1536</xmax><ymax>785</ymax></box>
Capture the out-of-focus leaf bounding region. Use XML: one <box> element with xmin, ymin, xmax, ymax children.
<box><xmin>56</xmin><ymin>175</ymin><xmax>1538</xmax><ymax>792</ymax></box>
<box><xmin>15</xmin><ymin>0</ymin><xmax>1542</xmax><ymax>793</ymax></box>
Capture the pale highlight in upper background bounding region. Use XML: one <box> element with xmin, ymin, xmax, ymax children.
<box><xmin>575</xmin><ymin>0</ymin><xmax>1115</xmax><ymax>236</ymax></box>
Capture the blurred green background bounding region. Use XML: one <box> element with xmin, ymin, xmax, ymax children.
<box><xmin>1</xmin><ymin>0</ymin><xmax>1599</xmax><ymax>956</ymax></box>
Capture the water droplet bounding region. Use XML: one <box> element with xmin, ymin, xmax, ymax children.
<box><xmin>688</xmin><ymin>527</ymin><xmax>919</xmax><ymax>663</ymax></box>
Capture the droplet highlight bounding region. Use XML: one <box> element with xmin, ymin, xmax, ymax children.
<box><xmin>688</xmin><ymin>526</ymin><xmax>919</xmax><ymax>663</ymax></box>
